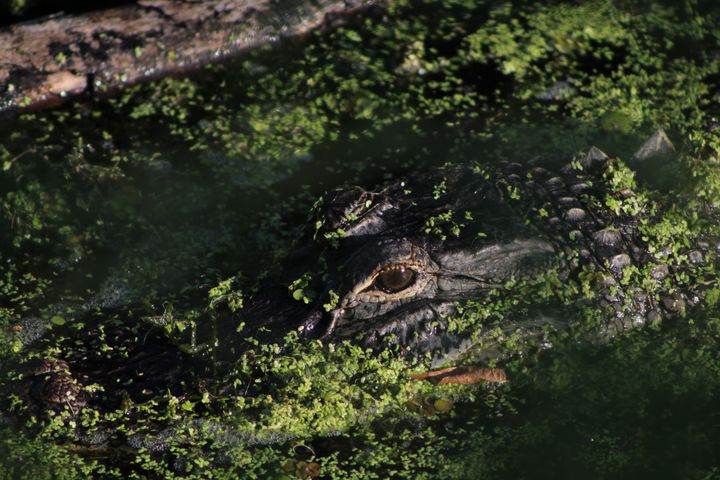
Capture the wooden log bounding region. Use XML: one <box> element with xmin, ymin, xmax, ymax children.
<box><xmin>0</xmin><ymin>0</ymin><xmax>378</xmax><ymax>114</ymax></box>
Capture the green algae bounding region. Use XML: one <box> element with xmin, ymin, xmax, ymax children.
<box><xmin>2</xmin><ymin>0</ymin><xmax>720</xmax><ymax>478</ymax></box>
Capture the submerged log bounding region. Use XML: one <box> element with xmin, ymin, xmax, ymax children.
<box><xmin>0</xmin><ymin>0</ymin><xmax>378</xmax><ymax>114</ymax></box>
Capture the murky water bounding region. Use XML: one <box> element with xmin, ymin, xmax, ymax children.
<box><xmin>2</xmin><ymin>1</ymin><xmax>720</xmax><ymax>478</ymax></box>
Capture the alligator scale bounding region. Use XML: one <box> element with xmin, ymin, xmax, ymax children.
<box><xmin>240</xmin><ymin>137</ymin><xmax>707</xmax><ymax>358</ymax></box>
<box><xmin>6</xmin><ymin>133</ymin><xmax>715</xmax><ymax>445</ymax></box>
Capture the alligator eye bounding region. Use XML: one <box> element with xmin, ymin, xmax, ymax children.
<box><xmin>374</xmin><ymin>266</ymin><xmax>416</xmax><ymax>293</ymax></box>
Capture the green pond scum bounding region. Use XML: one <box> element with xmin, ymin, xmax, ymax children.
<box><xmin>2</xmin><ymin>0</ymin><xmax>720</xmax><ymax>478</ymax></box>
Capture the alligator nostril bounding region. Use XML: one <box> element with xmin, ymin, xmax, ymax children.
<box><xmin>299</xmin><ymin>310</ymin><xmax>324</xmax><ymax>338</ymax></box>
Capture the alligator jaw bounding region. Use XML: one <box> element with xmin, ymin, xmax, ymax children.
<box><xmin>434</xmin><ymin>238</ymin><xmax>556</xmax><ymax>297</ymax></box>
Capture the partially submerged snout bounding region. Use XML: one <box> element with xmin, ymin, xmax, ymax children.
<box><xmin>236</xmin><ymin>144</ymin><xmax>661</xmax><ymax>366</ymax></box>
<box><xmin>237</xmin><ymin>226</ymin><xmax>557</xmax><ymax>367</ymax></box>
<box><xmin>314</xmin><ymin>236</ymin><xmax>555</xmax><ymax>356</ymax></box>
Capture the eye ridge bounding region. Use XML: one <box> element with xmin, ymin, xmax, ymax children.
<box><xmin>374</xmin><ymin>265</ymin><xmax>417</xmax><ymax>294</ymax></box>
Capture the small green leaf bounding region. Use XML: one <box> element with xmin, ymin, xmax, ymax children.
<box><xmin>433</xmin><ymin>398</ymin><xmax>453</xmax><ymax>413</ymax></box>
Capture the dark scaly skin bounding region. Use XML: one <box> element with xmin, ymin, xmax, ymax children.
<box><xmin>15</xmin><ymin>145</ymin><xmax>714</xmax><ymax>418</ymax></box>
<box><xmin>13</xmin><ymin>315</ymin><xmax>205</xmax><ymax>416</ymax></box>
<box><xmin>235</xmin><ymin>146</ymin><xmax>711</xmax><ymax>363</ymax></box>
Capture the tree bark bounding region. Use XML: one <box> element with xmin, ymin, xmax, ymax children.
<box><xmin>0</xmin><ymin>0</ymin><xmax>378</xmax><ymax>114</ymax></box>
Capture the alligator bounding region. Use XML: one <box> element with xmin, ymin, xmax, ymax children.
<box><xmin>235</xmin><ymin>133</ymin><xmax>709</xmax><ymax>357</ymax></box>
<box><xmin>6</xmin><ymin>131</ymin><xmax>716</xmax><ymax>443</ymax></box>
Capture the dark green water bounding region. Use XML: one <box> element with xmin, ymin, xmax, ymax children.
<box><xmin>2</xmin><ymin>1</ymin><xmax>720</xmax><ymax>478</ymax></box>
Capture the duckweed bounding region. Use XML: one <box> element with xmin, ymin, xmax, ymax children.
<box><xmin>2</xmin><ymin>0</ymin><xmax>720</xmax><ymax>478</ymax></box>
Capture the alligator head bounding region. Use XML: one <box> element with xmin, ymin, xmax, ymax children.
<box><xmin>15</xmin><ymin>135</ymin><xmax>701</xmax><ymax>416</ymax></box>
<box><xmin>234</xmin><ymin>147</ymin><xmax>653</xmax><ymax>364</ymax></box>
